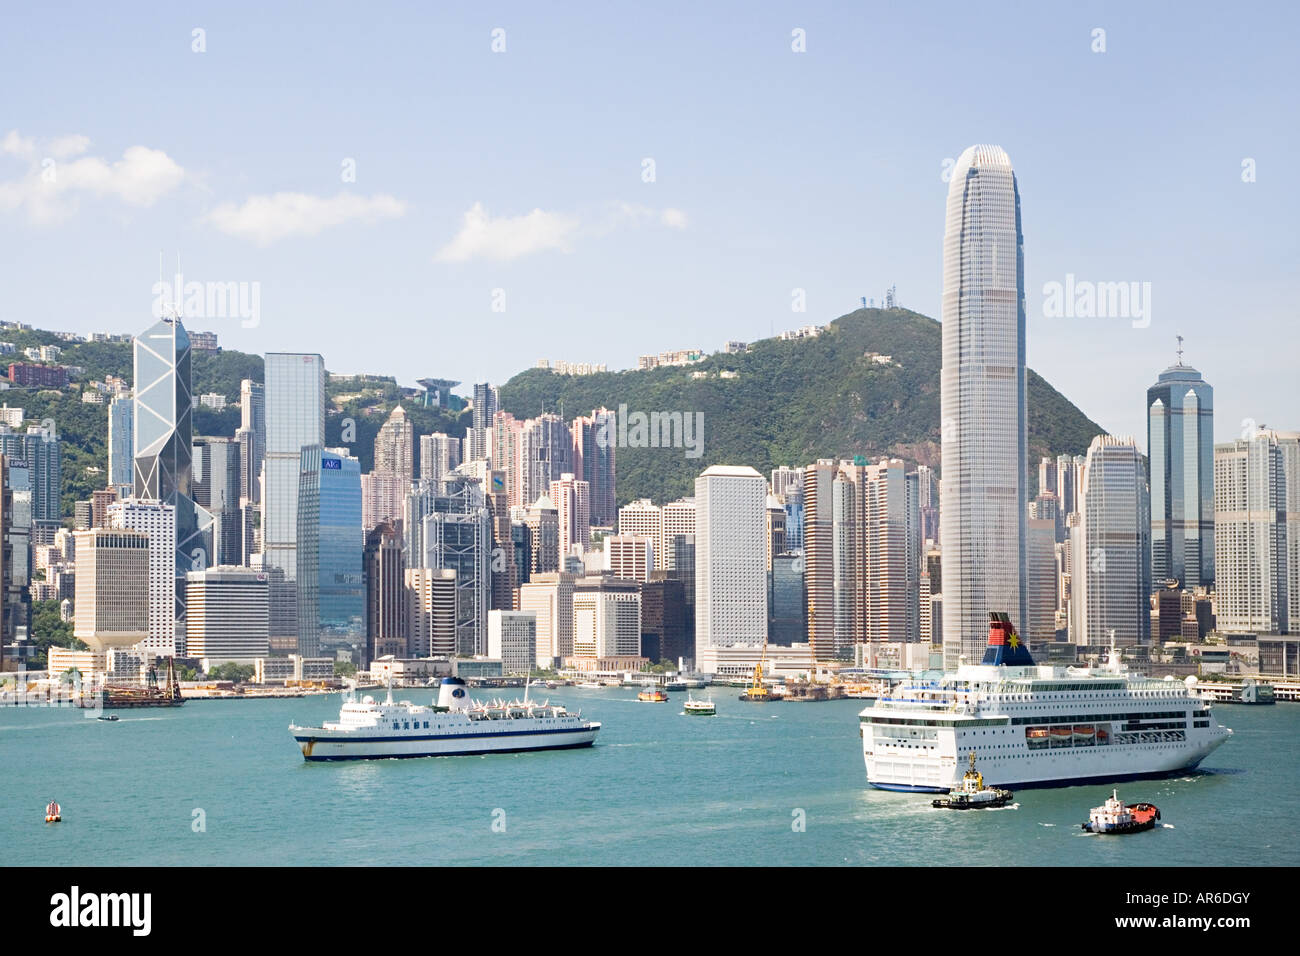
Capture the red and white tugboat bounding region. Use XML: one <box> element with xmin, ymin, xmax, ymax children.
<box><xmin>1081</xmin><ymin>789</ymin><xmax>1161</xmax><ymax>834</ymax></box>
<box><xmin>932</xmin><ymin>752</ymin><xmax>1015</xmax><ymax>809</ymax></box>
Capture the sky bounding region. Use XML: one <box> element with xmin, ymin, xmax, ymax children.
<box><xmin>1</xmin><ymin>1</ymin><xmax>1296</xmax><ymax>449</ymax></box>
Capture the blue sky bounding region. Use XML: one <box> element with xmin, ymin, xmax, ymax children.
<box><xmin>1</xmin><ymin>1</ymin><xmax>1295</xmax><ymax>448</ymax></box>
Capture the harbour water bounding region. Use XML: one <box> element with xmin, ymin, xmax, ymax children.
<box><xmin>3</xmin><ymin>688</ymin><xmax>1296</xmax><ymax>866</ymax></box>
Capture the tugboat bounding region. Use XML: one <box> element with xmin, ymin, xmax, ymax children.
<box><xmin>683</xmin><ymin>695</ymin><xmax>716</xmax><ymax>716</ymax></box>
<box><xmin>637</xmin><ymin>685</ymin><xmax>668</xmax><ymax>703</ymax></box>
<box><xmin>1081</xmin><ymin>790</ymin><xmax>1161</xmax><ymax>834</ymax></box>
<box><xmin>931</xmin><ymin>753</ymin><xmax>1015</xmax><ymax>809</ymax></box>
<box><xmin>45</xmin><ymin>800</ymin><xmax>61</xmax><ymax>823</ymax></box>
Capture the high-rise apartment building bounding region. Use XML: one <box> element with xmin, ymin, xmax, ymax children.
<box><xmin>1213</xmin><ymin>429</ymin><xmax>1299</xmax><ymax>635</ymax></box>
<box><xmin>940</xmin><ymin>145</ymin><xmax>1028</xmax><ymax>668</ymax></box>
<box><xmin>374</xmin><ymin>405</ymin><xmax>414</xmax><ymax>481</ymax></box>
<box><xmin>108</xmin><ymin>395</ymin><xmax>134</xmax><ymax>488</ymax></box>
<box><xmin>550</xmin><ymin>473</ymin><xmax>591</xmax><ymax>558</ymax></box>
<box><xmin>572</xmin><ymin>408</ymin><xmax>617</xmax><ymax>527</ymax></box>
<box><xmin>1070</xmin><ymin>436</ymin><xmax>1152</xmax><ymax>647</ymax></box>
<box><xmin>419</xmin><ymin>433</ymin><xmax>461</xmax><ymax>484</ymax></box>
<box><xmin>468</xmin><ymin>383</ymin><xmax>499</xmax><ymax>463</ymax></box>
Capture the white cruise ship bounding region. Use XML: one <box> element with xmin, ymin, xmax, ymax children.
<box><xmin>860</xmin><ymin>614</ymin><xmax>1232</xmax><ymax>791</ymax></box>
<box><xmin>290</xmin><ymin>678</ymin><xmax>600</xmax><ymax>761</ymax></box>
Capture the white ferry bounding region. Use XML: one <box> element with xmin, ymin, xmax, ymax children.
<box><xmin>860</xmin><ymin>613</ymin><xmax>1232</xmax><ymax>791</ymax></box>
<box><xmin>290</xmin><ymin>678</ymin><xmax>600</xmax><ymax>761</ymax></box>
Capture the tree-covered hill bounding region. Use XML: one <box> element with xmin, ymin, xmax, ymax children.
<box><xmin>500</xmin><ymin>307</ymin><xmax>1106</xmax><ymax>504</ymax></box>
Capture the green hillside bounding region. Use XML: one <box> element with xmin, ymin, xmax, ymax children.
<box><xmin>500</xmin><ymin>307</ymin><xmax>1105</xmax><ymax>505</ymax></box>
<box><xmin>8</xmin><ymin>307</ymin><xmax>1105</xmax><ymax>518</ymax></box>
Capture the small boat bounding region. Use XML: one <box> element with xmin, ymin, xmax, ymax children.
<box><xmin>1081</xmin><ymin>790</ymin><xmax>1161</xmax><ymax>834</ymax></box>
<box><xmin>578</xmin><ymin>681</ymin><xmax>603</xmax><ymax>690</ymax></box>
<box><xmin>45</xmin><ymin>801</ymin><xmax>61</xmax><ymax>823</ymax></box>
<box><xmin>683</xmin><ymin>695</ymin><xmax>716</xmax><ymax>716</ymax></box>
<box><xmin>637</xmin><ymin>687</ymin><xmax>668</xmax><ymax>703</ymax></box>
<box><xmin>97</xmin><ymin>714</ymin><xmax>120</xmax><ymax>722</ymax></box>
<box><xmin>932</xmin><ymin>753</ymin><xmax>1014</xmax><ymax>810</ymax></box>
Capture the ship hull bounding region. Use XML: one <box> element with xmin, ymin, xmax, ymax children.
<box><xmin>292</xmin><ymin>725</ymin><xmax>599</xmax><ymax>761</ymax></box>
<box><xmin>866</xmin><ymin>736</ymin><xmax>1227</xmax><ymax>791</ymax></box>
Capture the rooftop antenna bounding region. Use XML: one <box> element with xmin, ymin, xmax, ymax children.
<box><xmin>1175</xmin><ymin>334</ymin><xmax>1184</xmax><ymax>366</ymax></box>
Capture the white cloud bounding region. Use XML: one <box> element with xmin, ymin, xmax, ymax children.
<box><xmin>0</xmin><ymin>131</ymin><xmax>185</xmax><ymax>224</ymax></box>
<box><xmin>206</xmin><ymin>191</ymin><xmax>408</xmax><ymax>244</ymax></box>
<box><xmin>434</xmin><ymin>202</ymin><xmax>580</xmax><ymax>263</ymax></box>
<box><xmin>660</xmin><ymin>207</ymin><xmax>688</xmax><ymax>229</ymax></box>
<box><xmin>434</xmin><ymin>200</ymin><xmax>688</xmax><ymax>264</ymax></box>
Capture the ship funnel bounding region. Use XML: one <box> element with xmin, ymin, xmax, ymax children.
<box><xmin>980</xmin><ymin>612</ymin><xmax>1035</xmax><ymax>667</ymax></box>
<box><xmin>437</xmin><ymin>677</ymin><xmax>470</xmax><ymax>711</ymax></box>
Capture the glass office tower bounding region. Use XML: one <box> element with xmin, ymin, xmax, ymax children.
<box><xmin>296</xmin><ymin>446</ymin><xmax>364</xmax><ymax>656</ymax></box>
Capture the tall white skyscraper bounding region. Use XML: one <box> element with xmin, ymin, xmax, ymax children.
<box><xmin>694</xmin><ymin>465</ymin><xmax>767</xmax><ymax>671</ymax></box>
<box><xmin>106</xmin><ymin>499</ymin><xmax>177</xmax><ymax>657</ymax></box>
<box><xmin>939</xmin><ymin>144</ymin><xmax>1028</xmax><ymax>667</ymax></box>
<box><xmin>419</xmin><ymin>432</ymin><xmax>461</xmax><ymax>483</ymax></box>
<box><xmin>1070</xmin><ymin>436</ymin><xmax>1152</xmax><ymax>647</ymax></box>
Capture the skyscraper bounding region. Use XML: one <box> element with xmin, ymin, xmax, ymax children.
<box><xmin>1147</xmin><ymin>351</ymin><xmax>1214</xmax><ymax>588</ymax></box>
<box><xmin>192</xmin><ymin>435</ymin><xmax>241</xmax><ymax>566</ymax></box>
<box><xmin>296</xmin><ymin>445</ymin><xmax>364</xmax><ymax>657</ymax></box>
<box><xmin>364</xmin><ymin>521</ymin><xmax>407</xmax><ymax>661</ymax></box>
<box><xmin>239</xmin><ymin>379</ymin><xmax>265</xmax><ymax>504</ymax></box>
<box><xmin>550</xmin><ymin>473</ymin><xmax>591</xmax><ymax>558</ymax></box>
<box><xmin>468</xmin><ymin>383</ymin><xmax>499</xmax><ymax>463</ymax></box>
<box><xmin>1213</xmin><ymin>429</ymin><xmax>1299</xmax><ymax>635</ymax></box>
<box><xmin>940</xmin><ymin>144</ymin><xmax>1028</xmax><ymax>667</ymax></box>
<box><xmin>107</xmin><ymin>498</ymin><xmax>177</xmax><ymax>657</ymax></box>
<box><xmin>108</xmin><ymin>395</ymin><xmax>134</xmax><ymax>489</ymax></box>
<box><xmin>694</xmin><ymin>465</ymin><xmax>767</xmax><ymax>672</ymax></box>
<box><xmin>572</xmin><ymin>408</ymin><xmax>617</xmax><ymax>528</ymax></box>
<box><xmin>1070</xmin><ymin>436</ymin><xmax>1152</xmax><ymax>647</ymax></box>
<box><xmin>133</xmin><ymin>317</ymin><xmax>212</xmax><ymax>635</ymax></box>
<box><xmin>374</xmin><ymin>405</ymin><xmax>415</xmax><ymax>481</ymax></box>
<box><xmin>419</xmin><ymin>433</ymin><xmax>461</xmax><ymax>483</ymax></box>
<box><xmin>802</xmin><ymin>460</ymin><xmax>837</xmax><ymax>660</ymax></box>
<box><xmin>404</xmin><ymin>475</ymin><xmax>492</xmax><ymax>655</ymax></box>
<box><xmin>262</xmin><ymin>353</ymin><xmax>325</xmax><ymax>629</ymax></box>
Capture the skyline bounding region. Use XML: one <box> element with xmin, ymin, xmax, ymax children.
<box><xmin>2</xmin><ymin>3</ymin><xmax>1296</xmax><ymax>452</ymax></box>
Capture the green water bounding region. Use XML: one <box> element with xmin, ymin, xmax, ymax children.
<box><xmin>2</xmin><ymin>688</ymin><xmax>1295</xmax><ymax>866</ymax></box>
